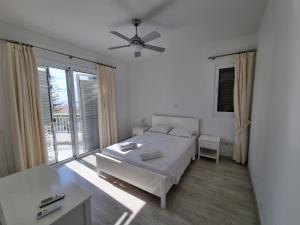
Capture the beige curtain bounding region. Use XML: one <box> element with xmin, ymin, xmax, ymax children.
<box><xmin>233</xmin><ymin>52</ymin><xmax>256</xmax><ymax>164</ymax></box>
<box><xmin>97</xmin><ymin>64</ymin><xmax>118</xmax><ymax>149</ymax></box>
<box><xmin>0</xmin><ymin>41</ymin><xmax>15</xmax><ymax>177</ymax></box>
<box><xmin>2</xmin><ymin>42</ymin><xmax>47</xmax><ymax>171</ymax></box>
<box><xmin>0</xmin><ymin>131</ymin><xmax>9</xmax><ymax>177</ymax></box>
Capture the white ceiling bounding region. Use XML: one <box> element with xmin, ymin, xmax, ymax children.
<box><xmin>0</xmin><ymin>0</ymin><xmax>267</xmax><ymax>61</ymax></box>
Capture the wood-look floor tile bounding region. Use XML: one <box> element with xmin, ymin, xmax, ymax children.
<box><xmin>55</xmin><ymin>155</ymin><xmax>259</xmax><ymax>225</ymax></box>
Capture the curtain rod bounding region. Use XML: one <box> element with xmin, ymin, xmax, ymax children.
<box><xmin>0</xmin><ymin>37</ymin><xmax>116</xmax><ymax>69</ymax></box>
<box><xmin>208</xmin><ymin>49</ymin><xmax>257</xmax><ymax>60</ymax></box>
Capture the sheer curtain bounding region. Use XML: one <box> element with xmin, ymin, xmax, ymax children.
<box><xmin>1</xmin><ymin>42</ymin><xmax>47</xmax><ymax>172</ymax></box>
<box><xmin>97</xmin><ymin>64</ymin><xmax>118</xmax><ymax>149</ymax></box>
<box><xmin>233</xmin><ymin>52</ymin><xmax>256</xmax><ymax>164</ymax></box>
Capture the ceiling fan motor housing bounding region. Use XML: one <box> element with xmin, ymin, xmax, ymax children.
<box><xmin>131</xmin><ymin>35</ymin><xmax>144</xmax><ymax>46</ymax></box>
<box><xmin>132</xmin><ymin>18</ymin><xmax>141</xmax><ymax>27</ymax></box>
<box><xmin>131</xmin><ymin>19</ymin><xmax>144</xmax><ymax>48</ymax></box>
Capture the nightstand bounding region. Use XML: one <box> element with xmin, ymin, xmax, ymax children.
<box><xmin>132</xmin><ymin>126</ymin><xmax>149</xmax><ymax>136</ymax></box>
<box><xmin>198</xmin><ymin>135</ymin><xmax>221</xmax><ymax>164</ymax></box>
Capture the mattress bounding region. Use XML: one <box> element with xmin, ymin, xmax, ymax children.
<box><xmin>102</xmin><ymin>131</ymin><xmax>196</xmax><ymax>184</ymax></box>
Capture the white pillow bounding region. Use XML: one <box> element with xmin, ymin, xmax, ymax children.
<box><xmin>169</xmin><ymin>127</ymin><xmax>194</xmax><ymax>138</ymax></box>
<box><xmin>149</xmin><ymin>124</ymin><xmax>172</xmax><ymax>134</ymax></box>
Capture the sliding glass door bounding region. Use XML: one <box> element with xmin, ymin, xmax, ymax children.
<box><xmin>38</xmin><ymin>66</ymin><xmax>75</xmax><ymax>164</ymax></box>
<box><xmin>38</xmin><ymin>66</ymin><xmax>99</xmax><ymax>164</ymax></box>
<box><xmin>73</xmin><ymin>71</ymin><xmax>99</xmax><ymax>156</ymax></box>
<box><xmin>39</xmin><ymin>67</ymin><xmax>56</xmax><ymax>164</ymax></box>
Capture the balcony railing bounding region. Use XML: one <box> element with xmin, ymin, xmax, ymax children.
<box><xmin>44</xmin><ymin>113</ymin><xmax>81</xmax><ymax>164</ymax></box>
<box><xmin>53</xmin><ymin>113</ymin><xmax>70</xmax><ymax>133</ymax></box>
<box><xmin>53</xmin><ymin>113</ymin><xmax>81</xmax><ymax>133</ymax></box>
<box><xmin>44</xmin><ymin>113</ymin><xmax>98</xmax><ymax>164</ymax></box>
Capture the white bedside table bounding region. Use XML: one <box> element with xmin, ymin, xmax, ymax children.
<box><xmin>132</xmin><ymin>126</ymin><xmax>149</xmax><ymax>136</ymax></box>
<box><xmin>198</xmin><ymin>135</ymin><xmax>221</xmax><ymax>164</ymax></box>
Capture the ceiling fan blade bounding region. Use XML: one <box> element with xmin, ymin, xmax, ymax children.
<box><xmin>108</xmin><ymin>45</ymin><xmax>130</xmax><ymax>50</ymax></box>
<box><xmin>134</xmin><ymin>52</ymin><xmax>141</xmax><ymax>57</ymax></box>
<box><xmin>110</xmin><ymin>31</ymin><xmax>131</xmax><ymax>42</ymax></box>
<box><xmin>144</xmin><ymin>44</ymin><xmax>165</xmax><ymax>53</ymax></box>
<box><xmin>142</xmin><ymin>31</ymin><xmax>161</xmax><ymax>43</ymax></box>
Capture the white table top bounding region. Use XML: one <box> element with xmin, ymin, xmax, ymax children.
<box><xmin>0</xmin><ymin>165</ymin><xmax>91</xmax><ymax>225</ymax></box>
<box><xmin>199</xmin><ymin>135</ymin><xmax>221</xmax><ymax>143</ymax></box>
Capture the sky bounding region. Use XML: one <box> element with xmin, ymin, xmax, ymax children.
<box><xmin>47</xmin><ymin>68</ymin><xmax>96</xmax><ymax>112</ymax></box>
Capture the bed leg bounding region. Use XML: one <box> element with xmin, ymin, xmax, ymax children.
<box><xmin>192</xmin><ymin>155</ymin><xmax>195</xmax><ymax>160</ymax></box>
<box><xmin>160</xmin><ymin>177</ymin><xmax>166</xmax><ymax>209</ymax></box>
<box><xmin>160</xmin><ymin>195</ymin><xmax>166</xmax><ymax>209</ymax></box>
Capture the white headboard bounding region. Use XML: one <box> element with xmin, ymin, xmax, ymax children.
<box><xmin>152</xmin><ymin>114</ymin><xmax>199</xmax><ymax>136</ymax></box>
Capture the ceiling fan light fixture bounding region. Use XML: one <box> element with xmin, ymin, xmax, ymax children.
<box><xmin>130</xmin><ymin>43</ymin><xmax>143</xmax><ymax>52</ymax></box>
<box><xmin>109</xmin><ymin>18</ymin><xmax>165</xmax><ymax>57</ymax></box>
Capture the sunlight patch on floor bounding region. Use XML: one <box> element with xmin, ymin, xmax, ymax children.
<box><xmin>81</xmin><ymin>154</ymin><xmax>97</xmax><ymax>165</ymax></box>
<box><xmin>65</xmin><ymin>159</ymin><xmax>145</xmax><ymax>225</ymax></box>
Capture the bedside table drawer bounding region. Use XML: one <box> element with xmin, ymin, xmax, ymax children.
<box><xmin>199</xmin><ymin>141</ymin><xmax>218</xmax><ymax>150</ymax></box>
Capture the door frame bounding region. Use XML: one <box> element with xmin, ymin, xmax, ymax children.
<box><xmin>43</xmin><ymin>65</ymin><xmax>77</xmax><ymax>164</ymax></box>
<box><xmin>38</xmin><ymin>58</ymin><xmax>98</xmax><ymax>165</ymax></box>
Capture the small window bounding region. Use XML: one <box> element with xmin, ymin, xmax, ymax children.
<box><xmin>214</xmin><ymin>65</ymin><xmax>235</xmax><ymax>116</ymax></box>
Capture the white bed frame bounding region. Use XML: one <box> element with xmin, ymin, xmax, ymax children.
<box><xmin>96</xmin><ymin>115</ymin><xmax>199</xmax><ymax>208</ymax></box>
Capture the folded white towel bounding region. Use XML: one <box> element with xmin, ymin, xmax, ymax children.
<box><xmin>118</xmin><ymin>142</ymin><xmax>138</xmax><ymax>151</ymax></box>
<box><xmin>140</xmin><ymin>151</ymin><xmax>162</xmax><ymax>161</ymax></box>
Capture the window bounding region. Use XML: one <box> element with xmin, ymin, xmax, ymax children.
<box><xmin>214</xmin><ymin>65</ymin><xmax>235</xmax><ymax>116</ymax></box>
<box><xmin>38</xmin><ymin>65</ymin><xmax>99</xmax><ymax>165</ymax></box>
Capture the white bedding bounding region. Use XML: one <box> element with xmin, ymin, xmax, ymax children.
<box><xmin>102</xmin><ymin>132</ymin><xmax>196</xmax><ymax>184</ymax></box>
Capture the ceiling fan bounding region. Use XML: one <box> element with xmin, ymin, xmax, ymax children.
<box><xmin>108</xmin><ymin>18</ymin><xmax>165</xmax><ymax>57</ymax></box>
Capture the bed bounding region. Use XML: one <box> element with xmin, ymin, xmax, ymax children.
<box><xmin>96</xmin><ymin>115</ymin><xmax>199</xmax><ymax>208</ymax></box>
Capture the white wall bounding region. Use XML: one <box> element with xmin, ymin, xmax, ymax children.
<box><xmin>129</xmin><ymin>34</ymin><xmax>257</xmax><ymax>156</ymax></box>
<box><xmin>0</xmin><ymin>21</ymin><xmax>131</xmax><ymax>154</ymax></box>
<box><xmin>249</xmin><ymin>0</ymin><xmax>300</xmax><ymax>225</ymax></box>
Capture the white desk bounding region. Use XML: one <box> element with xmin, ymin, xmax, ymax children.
<box><xmin>0</xmin><ymin>165</ymin><xmax>91</xmax><ymax>225</ymax></box>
